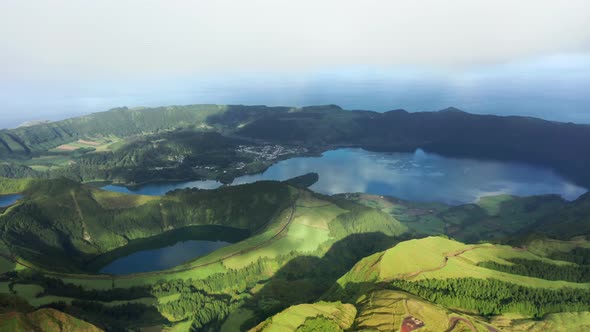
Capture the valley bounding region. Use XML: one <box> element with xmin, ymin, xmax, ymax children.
<box><xmin>0</xmin><ymin>105</ymin><xmax>590</xmax><ymax>331</ymax></box>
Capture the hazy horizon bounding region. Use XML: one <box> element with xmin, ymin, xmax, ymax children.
<box><xmin>1</xmin><ymin>1</ymin><xmax>589</xmax><ymax>128</ymax></box>
<box><xmin>2</xmin><ymin>52</ymin><xmax>590</xmax><ymax>129</ymax></box>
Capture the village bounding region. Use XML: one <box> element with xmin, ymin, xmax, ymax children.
<box><xmin>235</xmin><ymin>144</ymin><xmax>308</xmax><ymax>162</ymax></box>
<box><xmin>190</xmin><ymin>144</ymin><xmax>308</xmax><ymax>172</ymax></box>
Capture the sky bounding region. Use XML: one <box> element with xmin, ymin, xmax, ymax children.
<box><xmin>1</xmin><ymin>1</ymin><xmax>590</xmax><ymax>128</ymax></box>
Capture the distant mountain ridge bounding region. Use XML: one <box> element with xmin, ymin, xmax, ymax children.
<box><xmin>0</xmin><ymin>104</ymin><xmax>228</xmax><ymax>154</ymax></box>
<box><xmin>16</xmin><ymin>120</ymin><xmax>52</xmax><ymax>128</ymax></box>
<box><xmin>1</xmin><ymin>104</ymin><xmax>589</xmax><ymax>188</ymax></box>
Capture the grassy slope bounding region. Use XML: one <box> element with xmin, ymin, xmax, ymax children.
<box><xmin>314</xmin><ymin>288</ymin><xmax>590</xmax><ymax>332</ymax></box>
<box><xmin>0</xmin><ymin>178</ymin><xmax>38</xmax><ymax>195</ymax></box>
<box><xmin>526</xmin><ymin>237</ymin><xmax>590</xmax><ymax>257</ymax></box>
<box><xmin>115</xmin><ymin>193</ymin><xmax>400</xmax><ymax>288</ymax></box>
<box><xmin>2</xmin><ymin>176</ymin><xmax>590</xmax><ymax>329</ymax></box>
<box><xmin>259</xmin><ymin>236</ymin><xmax>590</xmax><ymax>332</ymax></box>
<box><xmin>491</xmin><ymin>312</ymin><xmax>590</xmax><ymax>331</ymax></box>
<box><xmin>250</xmin><ymin>301</ymin><xmax>356</xmax><ymax>332</ymax></box>
<box><xmin>0</xmin><ymin>186</ymin><xmax>409</xmax><ymax>331</ymax></box>
<box><xmin>196</xmin><ymin>232</ymin><xmax>590</xmax><ymax>331</ymax></box>
<box><xmin>336</xmin><ymin>237</ymin><xmax>590</xmax><ymax>290</ymax></box>
<box><xmin>0</xmin><ymin>308</ymin><xmax>102</xmax><ymax>332</ymax></box>
<box><xmin>353</xmin><ymin>289</ymin><xmax>492</xmax><ymax>332</ymax></box>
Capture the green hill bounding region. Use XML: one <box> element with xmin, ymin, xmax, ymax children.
<box><xmin>3</xmin><ymin>174</ymin><xmax>590</xmax><ymax>329</ymax></box>
<box><xmin>0</xmin><ymin>176</ymin><xmax>410</xmax><ymax>330</ymax></box>
<box><xmin>254</xmin><ymin>236</ymin><xmax>590</xmax><ymax>331</ymax></box>
<box><xmin>333</xmin><ymin>237</ymin><xmax>590</xmax><ymax>289</ymax></box>
<box><xmin>1</xmin><ymin>171</ymin><xmax>590</xmax><ymax>331</ymax></box>
<box><xmin>0</xmin><ymin>177</ymin><xmax>294</xmax><ymax>272</ymax></box>
<box><xmin>0</xmin><ymin>308</ymin><xmax>102</xmax><ymax>332</ymax></box>
<box><xmin>265</xmin><ymin>288</ymin><xmax>590</xmax><ymax>332</ymax></box>
<box><xmin>250</xmin><ymin>301</ymin><xmax>356</xmax><ymax>332</ymax></box>
<box><xmin>322</xmin><ymin>236</ymin><xmax>590</xmax><ymax>327</ymax></box>
<box><xmin>0</xmin><ymin>105</ymin><xmax>229</xmax><ymax>154</ymax></box>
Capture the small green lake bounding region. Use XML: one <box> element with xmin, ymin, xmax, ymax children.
<box><xmin>0</xmin><ymin>194</ymin><xmax>22</xmax><ymax>208</ymax></box>
<box><xmin>96</xmin><ymin>226</ymin><xmax>247</xmax><ymax>275</ymax></box>
<box><xmin>99</xmin><ymin>240</ymin><xmax>230</xmax><ymax>275</ymax></box>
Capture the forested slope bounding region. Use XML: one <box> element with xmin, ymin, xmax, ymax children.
<box><xmin>0</xmin><ymin>176</ymin><xmax>411</xmax><ymax>330</ymax></box>
<box><xmin>0</xmin><ymin>105</ymin><xmax>228</xmax><ymax>154</ymax></box>
<box><xmin>0</xmin><ymin>177</ymin><xmax>294</xmax><ymax>272</ymax></box>
<box><xmin>2</xmin><ymin>177</ymin><xmax>590</xmax><ymax>330</ymax></box>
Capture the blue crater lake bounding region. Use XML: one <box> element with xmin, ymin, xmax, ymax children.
<box><xmin>100</xmin><ymin>240</ymin><xmax>230</xmax><ymax>275</ymax></box>
<box><xmin>103</xmin><ymin>148</ymin><xmax>587</xmax><ymax>205</ymax></box>
<box><xmin>0</xmin><ymin>194</ymin><xmax>22</xmax><ymax>208</ymax></box>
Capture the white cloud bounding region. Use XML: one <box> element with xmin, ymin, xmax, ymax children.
<box><xmin>1</xmin><ymin>0</ymin><xmax>589</xmax><ymax>79</ymax></box>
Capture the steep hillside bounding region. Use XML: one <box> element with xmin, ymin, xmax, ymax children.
<box><xmin>256</xmin><ymin>288</ymin><xmax>498</xmax><ymax>331</ymax></box>
<box><xmin>351</xmin><ymin>289</ymin><xmax>494</xmax><ymax>332</ymax></box>
<box><xmin>3</xmin><ymin>174</ymin><xmax>590</xmax><ymax>329</ymax></box>
<box><xmin>0</xmin><ymin>308</ymin><xmax>102</xmax><ymax>332</ymax></box>
<box><xmin>0</xmin><ymin>177</ymin><xmax>410</xmax><ymax>330</ymax></box>
<box><xmin>250</xmin><ymin>301</ymin><xmax>356</xmax><ymax>332</ymax></box>
<box><xmin>0</xmin><ymin>177</ymin><xmax>294</xmax><ymax>272</ymax></box>
<box><xmin>266</xmin><ymin>288</ymin><xmax>590</xmax><ymax>331</ymax></box>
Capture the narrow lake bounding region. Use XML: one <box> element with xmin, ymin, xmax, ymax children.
<box><xmin>0</xmin><ymin>194</ymin><xmax>22</xmax><ymax>208</ymax></box>
<box><xmin>99</xmin><ymin>240</ymin><xmax>230</xmax><ymax>275</ymax></box>
<box><xmin>103</xmin><ymin>148</ymin><xmax>586</xmax><ymax>205</ymax></box>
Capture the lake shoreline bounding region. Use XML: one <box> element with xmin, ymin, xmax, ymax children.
<box><xmin>100</xmin><ymin>148</ymin><xmax>587</xmax><ymax>205</ymax></box>
<box><xmin>90</xmin><ymin>225</ymin><xmax>249</xmax><ymax>275</ymax></box>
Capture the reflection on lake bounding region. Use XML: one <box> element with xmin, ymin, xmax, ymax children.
<box><xmin>100</xmin><ymin>240</ymin><xmax>230</xmax><ymax>275</ymax></box>
<box><xmin>103</xmin><ymin>149</ymin><xmax>587</xmax><ymax>205</ymax></box>
<box><xmin>0</xmin><ymin>194</ymin><xmax>22</xmax><ymax>208</ymax></box>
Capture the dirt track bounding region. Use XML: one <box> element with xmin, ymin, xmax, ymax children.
<box><xmin>444</xmin><ymin>317</ymin><xmax>478</xmax><ymax>332</ymax></box>
<box><xmin>398</xmin><ymin>246</ymin><xmax>485</xmax><ymax>280</ymax></box>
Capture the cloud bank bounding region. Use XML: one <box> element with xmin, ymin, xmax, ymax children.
<box><xmin>2</xmin><ymin>0</ymin><xmax>589</xmax><ymax>79</ymax></box>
